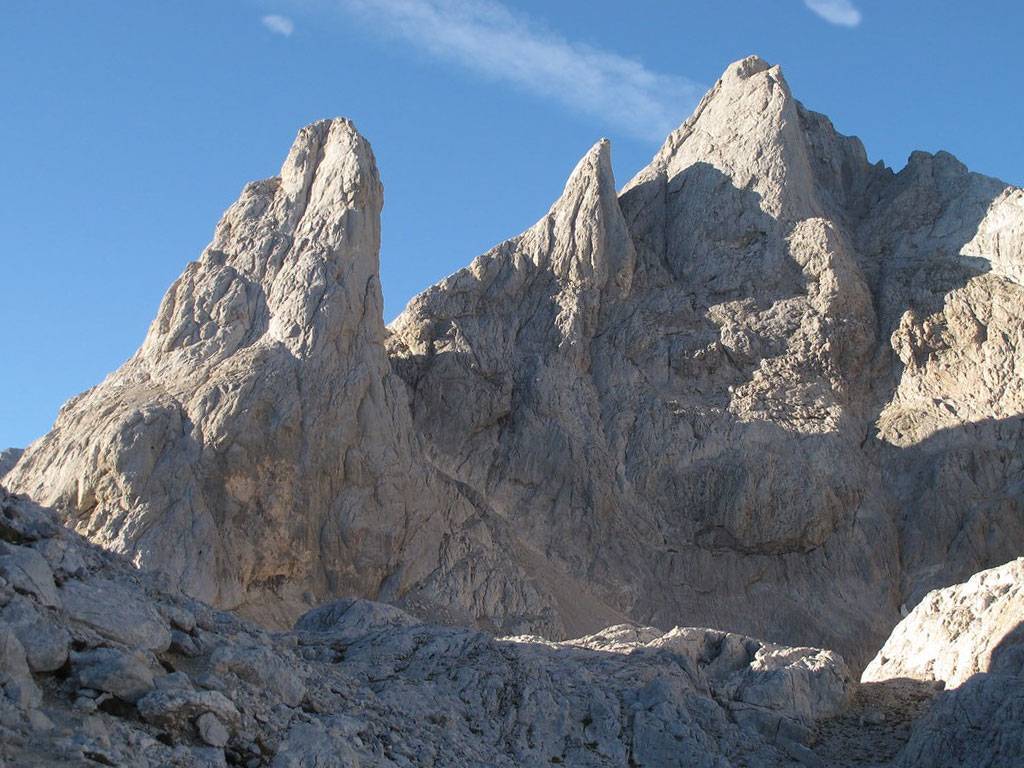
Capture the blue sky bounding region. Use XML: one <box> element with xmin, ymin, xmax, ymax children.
<box><xmin>2</xmin><ymin>0</ymin><xmax>1022</xmax><ymax>449</ymax></box>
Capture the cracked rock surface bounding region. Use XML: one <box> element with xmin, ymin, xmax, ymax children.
<box><xmin>0</xmin><ymin>488</ymin><xmax>855</xmax><ymax>767</ymax></box>
<box><xmin>4</xmin><ymin>120</ymin><xmax>572</xmax><ymax>637</ymax></box>
<box><xmin>389</xmin><ymin>56</ymin><xmax>1024</xmax><ymax>668</ymax></box>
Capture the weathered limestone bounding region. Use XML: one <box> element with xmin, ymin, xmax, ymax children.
<box><xmin>0</xmin><ymin>487</ymin><xmax>855</xmax><ymax>767</ymax></box>
<box><xmin>862</xmin><ymin>559</ymin><xmax>1024</xmax><ymax>767</ymax></box>
<box><xmin>5</xmin><ymin>120</ymin><xmax>569</xmax><ymax>636</ymax></box>
<box><xmin>5</xmin><ymin>56</ymin><xmax>1024</xmax><ymax>682</ymax></box>
<box><xmin>863</xmin><ymin>557</ymin><xmax>1024</xmax><ymax>687</ymax></box>
<box><xmin>389</xmin><ymin>56</ymin><xmax>1024</xmax><ymax>668</ymax></box>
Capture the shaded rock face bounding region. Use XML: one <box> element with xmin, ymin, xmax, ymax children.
<box><xmin>0</xmin><ymin>488</ymin><xmax>853</xmax><ymax>768</ymax></box>
<box><xmin>388</xmin><ymin>56</ymin><xmax>1024</xmax><ymax>667</ymax></box>
<box><xmin>0</xmin><ymin>449</ymin><xmax>21</xmax><ymax>480</ymax></box>
<box><xmin>4</xmin><ymin>120</ymin><xmax>563</xmax><ymax>634</ymax></box>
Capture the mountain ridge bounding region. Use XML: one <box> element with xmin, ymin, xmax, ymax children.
<box><xmin>6</xmin><ymin>56</ymin><xmax>1023</xmax><ymax>675</ymax></box>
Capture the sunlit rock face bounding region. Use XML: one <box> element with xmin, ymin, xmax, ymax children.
<box><xmin>862</xmin><ymin>558</ymin><xmax>1024</xmax><ymax>768</ymax></box>
<box><xmin>389</xmin><ymin>56</ymin><xmax>1024</xmax><ymax>667</ymax></box>
<box><xmin>3</xmin><ymin>120</ymin><xmax>575</xmax><ymax>635</ymax></box>
<box><xmin>7</xmin><ymin>57</ymin><xmax>1024</xmax><ymax>672</ymax></box>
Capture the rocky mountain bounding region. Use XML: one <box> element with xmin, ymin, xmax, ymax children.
<box><xmin>3</xmin><ymin>120</ymin><xmax>578</xmax><ymax>636</ymax></box>
<box><xmin>388</xmin><ymin>56</ymin><xmax>1024</xmax><ymax>667</ymax></box>
<box><xmin>5</xmin><ymin>54</ymin><xmax>1024</xmax><ymax>678</ymax></box>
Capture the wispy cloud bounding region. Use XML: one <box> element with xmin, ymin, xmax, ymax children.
<box><xmin>261</xmin><ymin>14</ymin><xmax>295</xmax><ymax>36</ymax></box>
<box><xmin>340</xmin><ymin>0</ymin><xmax>701</xmax><ymax>142</ymax></box>
<box><xmin>803</xmin><ymin>0</ymin><xmax>862</xmax><ymax>27</ymax></box>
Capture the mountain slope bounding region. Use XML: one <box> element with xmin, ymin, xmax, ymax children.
<box><xmin>388</xmin><ymin>56</ymin><xmax>1024</xmax><ymax>667</ymax></box>
<box><xmin>0</xmin><ymin>487</ymin><xmax>853</xmax><ymax>768</ymax></box>
<box><xmin>3</xmin><ymin>120</ymin><xmax>576</xmax><ymax>635</ymax></box>
<box><xmin>5</xmin><ymin>57</ymin><xmax>1023</xmax><ymax>672</ymax></box>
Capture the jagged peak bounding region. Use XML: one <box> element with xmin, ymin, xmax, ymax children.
<box><xmin>552</xmin><ymin>138</ymin><xmax>615</xmax><ymax>209</ymax></box>
<box><xmin>144</xmin><ymin>117</ymin><xmax>385</xmax><ymax>365</ymax></box>
<box><xmin>279</xmin><ymin>118</ymin><xmax>380</xmax><ymax>212</ymax></box>
<box><xmin>623</xmin><ymin>55</ymin><xmax>875</xmax><ymax>221</ymax></box>
<box><xmin>538</xmin><ymin>138</ymin><xmax>635</xmax><ymax>295</ymax></box>
<box><xmin>723</xmin><ymin>54</ymin><xmax>774</xmax><ymax>83</ymax></box>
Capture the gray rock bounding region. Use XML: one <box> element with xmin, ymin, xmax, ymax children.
<box><xmin>209</xmin><ymin>644</ymin><xmax>305</xmax><ymax>708</ymax></box>
<box><xmin>894</xmin><ymin>674</ymin><xmax>1024</xmax><ymax>767</ymax></box>
<box><xmin>196</xmin><ymin>711</ymin><xmax>229</xmax><ymax>748</ymax></box>
<box><xmin>0</xmin><ymin>490</ymin><xmax>60</xmax><ymax>544</ymax></box>
<box><xmin>0</xmin><ymin>542</ymin><xmax>60</xmax><ymax>607</ymax></box>
<box><xmin>0</xmin><ymin>449</ymin><xmax>22</xmax><ymax>480</ymax></box>
<box><xmin>161</xmin><ymin>604</ymin><xmax>196</xmax><ymax>633</ymax></box>
<box><xmin>72</xmin><ymin>647</ymin><xmax>158</xmax><ymax>702</ymax></box>
<box><xmin>170</xmin><ymin>629</ymin><xmax>201</xmax><ymax>657</ymax></box>
<box><xmin>0</xmin><ymin>595</ymin><xmax>70</xmax><ymax>672</ymax></box>
<box><xmin>61</xmin><ymin>577</ymin><xmax>171</xmax><ymax>652</ymax></box>
<box><xmin>137</xmin><ymin>688</ymin><xmax>240</xmax><ymax>734</ymax></box>
<box><xmin>294</xmin><ymin>597</ymin><xmax>421</xmax><ymax>637</ymax></box>
<box><xmin>270</xmin><ymin>719</ymin><xmax>362</xmax><ymax>768</ymax></box>
<box><xmin>863</xmin><ymin>557</ymin><xmax>1024</xmax><ymax>687</ymax></box>
<box><xmin>0</xmin><ymin>628</ymin><xmax>40</xmax><ymax>709</ymax></box>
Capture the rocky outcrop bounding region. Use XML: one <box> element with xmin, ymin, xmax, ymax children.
<box><xmin>389</xmin><ymin>56</ymin><xmax>1024</xmax><ymax>667</ymax></box>
<box><xmin>0</xmin><ymin>487</ymin><xmax>854</xmax><ymax>767</ymax></box>
<box><xmin>3</xmin><ymin>120</ymin><xmax>569</xmax><ymax>635</ymax></box>
<box><xmin>860</xmin><ymin>559</ymin><xmax>1024</xmax><ymax>767</ymax></box>
<box><xmin>863</xmin><ymin>557</ymin><xmax>1024</xmax><ymax>687</ymax></box>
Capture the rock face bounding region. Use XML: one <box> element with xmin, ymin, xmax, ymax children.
<box><xmin>0</xmin><ymin>487</ymin><xmax>854</xmax><ymax>768</ymax></box>
<box><xmin>6</xmin><ymin>57</ymin><xmax>1024</xmax><ymax>672</ymax></box>
<box><xmin>863</xmin><ymin>557</ymin><xmax>1024</xmax><ymax>687</ymax></box>
<box><xmin>389</xmin><ymin>56</ymin><xmax>1024</xmax><ymax>666</ymax></box>
<box><xmin>0</xmin><ymin>448</ymin><xmax>21</xmax><ymax>480</ymax></box>
<box><xmin>861</xmin><ymin>559</ymin><xmax>1024</xmax><ymax>767</ymax></box>
<box><xmin>3</xmin><ymin>120</ymin><xmax>565</xmax><ymax>634</ymax></box>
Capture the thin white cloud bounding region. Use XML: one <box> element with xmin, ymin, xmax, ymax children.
<box><xmin>340</xmin><ymin>0</ymin><xmax>701</xmax><ymax>142</ymax></box>
<box><xmin>262</xmin><ymin>14</ymin><xmax>295</xmax><ymax>36</ymax></box>
<box><xmin>803</xmin><ymin>0</ymin><xmax>862</xmax><ymax>27</ymax></box>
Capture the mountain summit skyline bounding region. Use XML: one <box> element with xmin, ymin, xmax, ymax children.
<box><xmin>7</xmin><ymin>55</ymin><xmax>1023</xmax><ymax>674</ymax></box>
<box><xmin>4</xmin><ymin>2</ymin><xmax>1023</xmax><ymax>452</ymax></box>
<box><xmin>2</xmin><ymin>37</ymin><xmax>1023</xmax><ymax>765</ymax></box>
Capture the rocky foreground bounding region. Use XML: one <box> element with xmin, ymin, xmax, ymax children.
<box><xmin>3</xmin><ymin>487</ymin><xmax>1021</xmax><ymax>767</ymax></box>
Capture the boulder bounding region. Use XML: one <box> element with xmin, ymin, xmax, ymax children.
<box><xmin>61</xmin><ymin>577</ymin><xmax>171</xmax><ymax>652</ymax></box>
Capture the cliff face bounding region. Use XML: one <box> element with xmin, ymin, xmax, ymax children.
<box><xmin>3</xmin><ymin>120</ymin><xmax>571</xmax><ymax>635</ymax></box>
<box><xmin>388</xmin><ymin>56</ymin><xmax>1024</xmax><ymax>666</ymax></box>
<box><xmin>7</xmin><ymin>58</ymin><xmax>1024</xmax><ymax>671</ymax></box>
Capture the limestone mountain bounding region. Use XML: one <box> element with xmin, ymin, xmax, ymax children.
<box><xmin>388</xmin><ymin>56</ymin><xmax>1024</xmax><ymax>667</ymax></box>
<box><xmin>7</xmin><ymin>56</ymin><xmax>1024</xmax><ymax>674</ymax></box>
<box><xmin>3</xmin><ymin>120</ymin><xmax>573</xmax><ymax>635</ymax></box>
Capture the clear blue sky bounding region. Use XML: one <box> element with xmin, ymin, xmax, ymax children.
<box><xmin>2</xmin><ymin>1</ymin><xmax>1022</xmax><ymax>449</ymax></box>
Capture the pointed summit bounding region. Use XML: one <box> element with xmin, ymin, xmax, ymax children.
<box><xmin>625</xmin><ymin>55</ymin><xmax>874</xmax><ymax>222</ymax></box>
<box><xmin>9</xmin><ymin>119</ymin><xmax>409</xmax><ymax>621</ymax></box>
<box><xmin>391</xmin><ymin>138</ymin><xmax>635</xmax><ymax>351</ymax></box>
<box><xmin>537</xmin><ymin>138</ymin><xmax>635</xmax><ymax>296</ymax></box>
